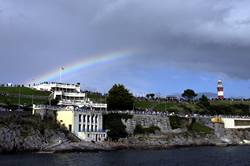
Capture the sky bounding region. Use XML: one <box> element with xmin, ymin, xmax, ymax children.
<box><xmin>1</xmin><ymin>0</ymin><xmax>250</xmax><ymax>97</ymax></box>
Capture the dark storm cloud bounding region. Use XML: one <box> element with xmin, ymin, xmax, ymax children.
<box><xmin>0</xmin><ymin>0</ymin><xmax>250</xmax><ymax>83</ymax></box>
<box><xmin>90</xmin><ymin>0</ymin><xmax>250</xmax><ymax>79</ymax></box>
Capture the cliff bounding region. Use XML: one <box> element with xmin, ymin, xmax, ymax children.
<box><xmin>119</xmin><ymin>114</ymin><xmax>250</xmax><ymax>147</ymax></box>
<box><xmin>0</xmin><ymin>113</ymin><xmax>69</xmax><ymax>153</ymax></box>
<box><xmin>47</xmin><ymin>114</ymin><xmax>250</xmax><ymax>152</ymax></box>
<box><xmin>1</xmin><ymin>113</ymin><xmax>250</xmax><ymax>153</ymax></box>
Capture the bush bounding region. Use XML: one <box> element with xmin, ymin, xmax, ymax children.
<box><xmin>169</xmin><ymin>116</ymin><xmax>189</xmax><ymax>129</ymax></box>
<box><xmin>134</xmin><ymin>124</ymin><xmax>160</xmax><ymax>135</ymax></box>
<box><xmin>189</xmin><ymin>122</ymin><xmax>213</xmax><ymax>134</ymax></box>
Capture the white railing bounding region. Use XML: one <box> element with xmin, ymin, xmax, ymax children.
<box><xmin>33</xmin><ymin>104</ymin><xmax>250</xmax><ymax>119</ymax></box>
<box><xmin>62</xmin><ymin>92</ymin><xmax>86</xmax><ymax>97</ymax></box>
<box><xmin>35</xmin><ymin>82</ymin><xmax>79</xmax><ymax>87</ymax></box>
<box><xmin>91</xmin><ymin>103</ymin><xmax>107</xmax><ymax>108</ymax></box>
<box><xmin>58</xmin><ymin>100</ymin><xmax>107</xmax><ymax>109</ymax></box>
<box><xmin>33</xmin><ymin>105</ymin><xmax>61</xmax><ymax>110</ymax></box>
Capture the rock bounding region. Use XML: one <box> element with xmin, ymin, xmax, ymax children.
<box><xmin>0</xmin><ymin>123</ymin><xmax>69</xmax><ymax>153</ymax></box>
<box><xmin>1</xmin><ymin>115</ymin><xmax>250</xmax><ymax>153</ymax></box>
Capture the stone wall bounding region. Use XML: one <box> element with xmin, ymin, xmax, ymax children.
<box><xmin>121</xmin><ymin>115</ymin><xmax>171</xmax><ymax>134</ymax></box>
<box><xmin>33</xmin><ymin>109</ymin><xmax>56</xmax><ymax>120</ymax></box>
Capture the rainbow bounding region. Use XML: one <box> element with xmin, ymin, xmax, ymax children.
<box><xmin>27</xmin><ymin>50</ymin><xmax>134</xmax><ymax>84</ymax></box>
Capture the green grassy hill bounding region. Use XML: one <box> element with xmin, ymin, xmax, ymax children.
<box><xmin>135</xmin><ymin>99</ymin><xmax>250</xmax><ymax>115</ymax></box>
<box><xmin>1</xmin><ymin>86</ymin><xmax>249</xmax><ymax>116</ymax></box>
<box><xmin>134</xmin><ymin>100</ymin><xmax>180</xmax><ymax>112</ymax></box>
<box><xmin>0</xmin><ymin>87</ymin><xmax>50</xmax><ymax>106</ymax></box>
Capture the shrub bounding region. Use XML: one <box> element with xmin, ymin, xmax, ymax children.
<box><xmin>169</xmin><ymin>116</ymin><xmax>180</xmax><ymax>129</ymax></box>
<box><xmin>134</xmin><ymin>124</ymin><xmax>160</xmax><ymax>135</ymax></box>
<box><xmin>189</xmin><ymin>122</ymin><xmax>213</xmax><ymax>134</ymax></box>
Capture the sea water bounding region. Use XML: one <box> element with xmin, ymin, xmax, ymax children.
<box><xmin>0</xmin><ymin>146</ymin><xmax>249</xmax><ymax>166</ymax></box>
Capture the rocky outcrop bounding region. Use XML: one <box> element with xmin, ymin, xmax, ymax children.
<box><xmin>1</xmin><ymin>114</ymin><xmax>250</xmax><ymax>153</ymax></box>
<box><xmin>120</xmin><ymin>115</ymin><xmax>250</xmax><ymax>148</ymax></box>
<box><xmin>214</xmin><ymin>123</ymin><xmax>250</xmax><ymax>144</ymax></box>
<box><xmin>0</xmin><ymin>114</ymin><xmax>69</xmax><ymax>153</ymax></box>
<box><xmin>48</xmin><ymin>127</ymin><xmax>250</xmax><ymax>152</ymax></box>
<box><xmin>0</xmin><ymin>125</ymin><xmax>68</xmax><ymax>153</ymax></box>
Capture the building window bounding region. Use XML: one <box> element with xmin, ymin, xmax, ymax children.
<box><xmin>87</xmin><ymin>115</ymin><xmax>90</xmax><ymax>123</ymax></box>
<box><xmin>95</xmin><ymin>125</ymin><xmax>97</xmax><ymax>131</ymax></box>
<box><xmin>91</xmin><ymin>125</ymin><xmax>93</xmax><ymax>132</ymax></box>
<box><xmin>83</xmin><ymin>115</ymin><xmax>86</xmax><ymax>122</ymax></box>
<box><xmin>79</xmin><ymin>114</ymin><xmax>82</xmax><ymax>123</ymax></box>
<box><xmin>83</xmin><ymin>125</ymin><xmax>85</xmax><ymax>131</ymax></box>
<box><xmin>79</xmin><ymin>124</ymin><xmax>81</xmax><ymax>132</ymax></box>
<box><xmin>235</xmin><ymin>120</ymin><xmax>250</xmax><ymax>126</ymax></box>
<box><xmin>87</xmin><ymin>125</ymin><xmax>89</xmax><ymax>131</ymax></box>
<box><xmin>95</xmin><ymin>116</ymin><xmax>98</xmax><ymax>123</ymax></box>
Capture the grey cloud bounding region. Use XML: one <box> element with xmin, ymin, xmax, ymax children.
<box><xmin>0</xmin><ymin>0</ymin><xmax>250</xmax><ymax>84</ymax></box>
<box><xmin>89</xmin><ymin>0</ymin><xmax>250</xmax><ymax>78</ymax></box>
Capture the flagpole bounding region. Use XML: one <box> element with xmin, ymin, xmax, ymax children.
<box><xmin>60</xmin><ymin>67</ymin><xmax>64</xmax><ymax>82</ymax></box>
<box><xmin>60</xmin><ymin>67</ymin><xmax>64</xmax><ymax>103</ymax></box>
<box><xmin>60</xmin><ymin>68</ymin><xmax>62</xmax><ymax>82</ymax></box>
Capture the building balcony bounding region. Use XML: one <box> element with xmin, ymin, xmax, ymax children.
<box><xmin>78</xmin><ymin>130</ymin><xmax>107</xmax><ymax>133</ymax></box>
<box><xmin>58</xmin><ymin>100</ymin><xmax>107</xmax><ymax>109</ymax></box>
<box><xmin>62</xmin><ymin>92</ymin><xmax>86</xmax><ymax>97</ymax></box>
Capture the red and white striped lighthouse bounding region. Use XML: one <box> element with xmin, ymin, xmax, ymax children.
<box><xmin>217</xmin><ymin>80</ymin><xmax>224</xmax><ymax>100</ymax></box>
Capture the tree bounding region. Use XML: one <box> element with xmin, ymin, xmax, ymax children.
<box><xmin>107</xmin><ymin>84</ymin><xmax>134</xmax><ymax>110</ymax></box>
<box><xmin>199</xmin><ymin>95</ymin><xmax>210</xmax><ymax>108</ymax></box>
<box><xmin>50</xmin><ymin>99</ymin><xmax>59</xmax><ymax>106</ymax></box>
<box><xmin>182</xmin><ymin>89</ymin><xmax>197</xmax><ymax>101</ymax></box>
<box><xmin>103</xmin><ymin>113</ymin><xmax>132</xmax><ymax>140</ymax></box>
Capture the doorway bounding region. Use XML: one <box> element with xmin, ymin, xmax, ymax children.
<box><xmin>69</xmin><ymin>124</ymin><xmax>72</xmax><ymax>132</ymax></box>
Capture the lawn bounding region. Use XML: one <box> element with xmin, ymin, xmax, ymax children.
<box><xmin>135</xmin><ymin>99</ymin><xmax>250</xmax><ymax>115</ymax></box>
<box><xmin>0</xmin><ymin>87</ymin><xmax>50</xmax><ymax>96</ymax></box>
<box><xmin>0</xmin><ymin>87</ymin><xmax>50</xmax><ymax>105</ymax></box>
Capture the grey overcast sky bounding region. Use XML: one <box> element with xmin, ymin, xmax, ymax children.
<box><xmin>1</xmin><ymin>0</ymin><xmax>250</xmax><ymax>97</ymax></box>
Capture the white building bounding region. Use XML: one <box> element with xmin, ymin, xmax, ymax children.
<box><xmin>32</xmin><ymin>82</ymin><xmax>107</xmax><ymax>110</ymax></box>
<box><xmin>32</xmin><ymin>105</ymin><xmax>107</xmax><ymax>142</ymax></box>
<box><xmin>32</xmin><ymin>82</ymin><xmax>108</xmax><ymax>142</ymax></box>
<box><xmin>57</xmin><ymin>106</ymin><xmax>107</xmax><ymax>142</ymax></box>
<box><xmin>212</xmin><ymin>117</ymin><xmax>250</xmax><ymax>129</ymax></box>
<box><xmin>222</xmin><ymin>118</ymin><xmax>250</xmax><ymax>129</ymax></box>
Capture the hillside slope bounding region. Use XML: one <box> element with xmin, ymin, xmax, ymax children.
<box><xmin>0</xmin><ymin>87</ymin><xmax>50</xmax><ymax>106</ymax></box>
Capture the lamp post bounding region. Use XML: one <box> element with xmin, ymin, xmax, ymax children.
<box><xmin>32</xmin><ymin>94</ymin><xmax>34</xmax><ymax>105</ymax></box>
<box><xmin>18</xmin><ymin>86</ymin><xmax>21</xmax><ymax>109</ymax></box>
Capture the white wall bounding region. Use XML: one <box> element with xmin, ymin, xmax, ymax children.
<box><xmin>222</xmin><ymin>118</ymin><xmax>250</xmax><ymax>129</ymax></box>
